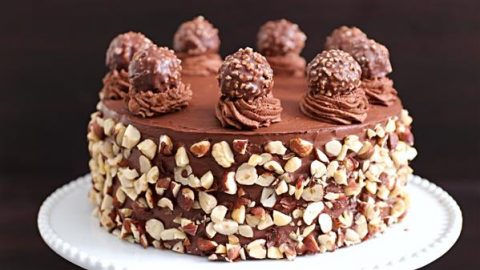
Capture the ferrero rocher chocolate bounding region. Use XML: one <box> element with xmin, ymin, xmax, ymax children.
<box><xmin>349</xmin><ymin>39</ymin><xmax>392</xmax><ymax>79</ymax></box>
<box><xmin>216</xmin><ymin>47</ymin><xmax>282</xmax><ymax>129</ymax></box>
<box><xmin>257</xmin><ymin>19</ymin><xmax>307</xmax><ymax>77</ymax></box>
<box><xmin>324</xmin><ymin>26</ymin><xmax>367</xmax><ymax>51</ymax></box>
<box><xmin>173</xmin><ymin>16</ymin><xmax>220</xmax><ymax>56</ymax></box>
<box><xmin>129</xmin><ymin>46</ymin><xmax>182</xmax><ymax>93</ymax></box>
<box><xmin>257</xmin><ymin>19</ymin><xmax>306</xmax><ymax>56</ymax></box>
<box><xmin>106</xmin><ymin>32</ymin><xmax>153</xmax><ymax>71</ymax></box>
<box><xmin>325</xmin><ymin>26</ymin><xmax>398</xmax><ymax>106</ymax></box>
<box><xmin>306</xmin><ymin>50</ymin><xmax>362</xmax><ymax>95</ymax></box>
<box><xmin>100</xmin><ymin>32</ymin><xmax>153</xmax><ymax>101</ymax></box>
<box><xmin>127</xmin><ymin>46</ymin><xmax>192</xmax><ymax>117</ymax></box>
<box><xmin>218</xmin><ymin>47</ymin><xmax>274</xmax><ymax>100</ymax></box>
<box><xmin>301</xmin><ymin>49</ymin><xmax>368</xmax><ymax>124</ymax></box>
<box><xmin>173</xmin><ymin>16</ymin><xmax>223</xmax><ymax>76</ymax></box>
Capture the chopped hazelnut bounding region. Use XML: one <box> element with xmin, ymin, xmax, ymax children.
<box><xmin>289</xmin><ymin>138</ymin><xmax>313</xmax><ymax>157</ymax></box>
<box><xmin>212</xmin><ymin>141</ymin><xmax>235</xmax><ymax>168</ymax></box>
<box><xmin>190</xmin><ymin>140</ymin><xmax>211</xmax><ymax>158</ymax></box>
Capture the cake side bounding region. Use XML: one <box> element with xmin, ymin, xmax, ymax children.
<box><xmin>87</xmin><ymin>102</ymin><xmax>416</xmax><ymax>260</ymax></box>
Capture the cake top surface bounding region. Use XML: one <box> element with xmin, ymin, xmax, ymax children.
<box><xmin>102</xmin><ymin>74</ymin><xmax>402</xmax><ymax>136</ymax></box>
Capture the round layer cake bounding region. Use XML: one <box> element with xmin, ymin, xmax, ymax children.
<box><xmin>87</xmin><ymin>19</ymin><xmax>416</xmax><ymax>261</ymax></box>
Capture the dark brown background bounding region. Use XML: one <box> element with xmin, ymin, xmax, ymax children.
<box><xmin>0</xmin><ymin>0</ymin><xmax>478</xmax><ymax>269</ymax></box>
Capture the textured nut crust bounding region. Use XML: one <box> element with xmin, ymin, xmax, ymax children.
<box><xmin>88</xmin><ymin>109</ymin><xmax>416</xmax><ymax>262</ymax></box>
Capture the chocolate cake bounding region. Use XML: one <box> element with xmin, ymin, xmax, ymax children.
<box><xmin>88</xmin><ymin>17</ymin><xmax>417</xmax><ymax>261</ymax></box>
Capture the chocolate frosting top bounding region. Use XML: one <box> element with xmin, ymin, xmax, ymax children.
<box><xmin>257</xmin><ymin>19</ymin><xmax>306</xmax><ymax>57</ymax></box>
<box><xmin>101</xmin><ymin>75</ymin><xmax>402</xmax><ymax>145</ymax></box>
<box><xmin>106</xmin><ymin>32</ymin><xmax>153</xmax><ymax>71</ymax></box>
<box><xmin>173</xmin><ymin>16</ymin><xmax>220</xmax><ymax>56</ymax></box>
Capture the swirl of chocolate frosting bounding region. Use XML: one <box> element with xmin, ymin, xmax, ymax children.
<box><xmin>174</xmin><ymin>16</ymin><xmax>222</xmax><ymax>76</ymax></box>
<box><xmin>257</xmin><ymin>19</ymin><xmax>307</xmax><ymax>77</ymax></box>
<box><xmin>300</xmin><ymin>88</ymin><xmax>368</xmax><ymax>124</ymax></box>
<box><xmin>301</xmin><ymin>50</ymin><xmax>368</xmax><ymax>124</ymax></box>
<box><xmin>101</xmin><ymin>32</ymin><xmax>153</xmax><ymax>100</ymax></box>
<box><xmin>127</xmin><ymin>46</ymin><xmax>192</xmax><ymax>117</ymax></box>
<box><xmin>216</xmin><ymin>48</ymin><xmax>282</xmax><ymax>130</ymax></box>
<box><xmin>216</xmin><ymin>95</ymin><xmax>282</xmax><ymax>130</ymax></box>
<box><xmin>127</xmin><ymin>83</ymin><xmax>192</xmax><ymax>117</ymax></box>
<box><xmin>361</xmin><ymin>77</ymin><xmax>398</xmax><ymax>106</ymax></box>
<box><xmin>177</xmin><ymin>53</ymin><xmax>222</xmax><ymax>76</ymax></box>
<box><xmin>100</xmin><ymin>69</ymin><xmax>129</xmax><ymax>100</ymax></box>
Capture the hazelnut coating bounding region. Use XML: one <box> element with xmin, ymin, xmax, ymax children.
<box><xmin>306</xmin><ymin>49</ymin><xmax>362</xmax><ymax>94</ymax></box>
<box><xmin>349</xmin><ymin>39</ymin><xmax>392</xmax><ymax>79</ymax></box>
<box><xmin>324</xmin><ymin>26</ymin><xmax>367</xmax><ymax>51</ymax></box>
<box><xmin>218</xmin><ymin>47</ymin><xmax>274</xmax><ymax>100</ymax></box>
<box><xmin>106</xmin><ymin>32</ymin><xmax>153</xmax><ymax>71</ymax></box>
<box><xmin>129</xmin><ymin>46</ymin><xmax>182</xmax><ymax>93</ymax></box>
<box><xmin>173</xmin><ymin>16</ymin><xmax>220</xmax><ymax>56</ymax></box>
<box><xmin>257</xmin><ymin>19</ymin><xmax>306</xmax><ymax>56</ymax></box>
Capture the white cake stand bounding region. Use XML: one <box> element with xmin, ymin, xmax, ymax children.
<box><xmin>38</xmin><ymin>174</ymin><xmax>462</xmax><ymax>270</ymax></box>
